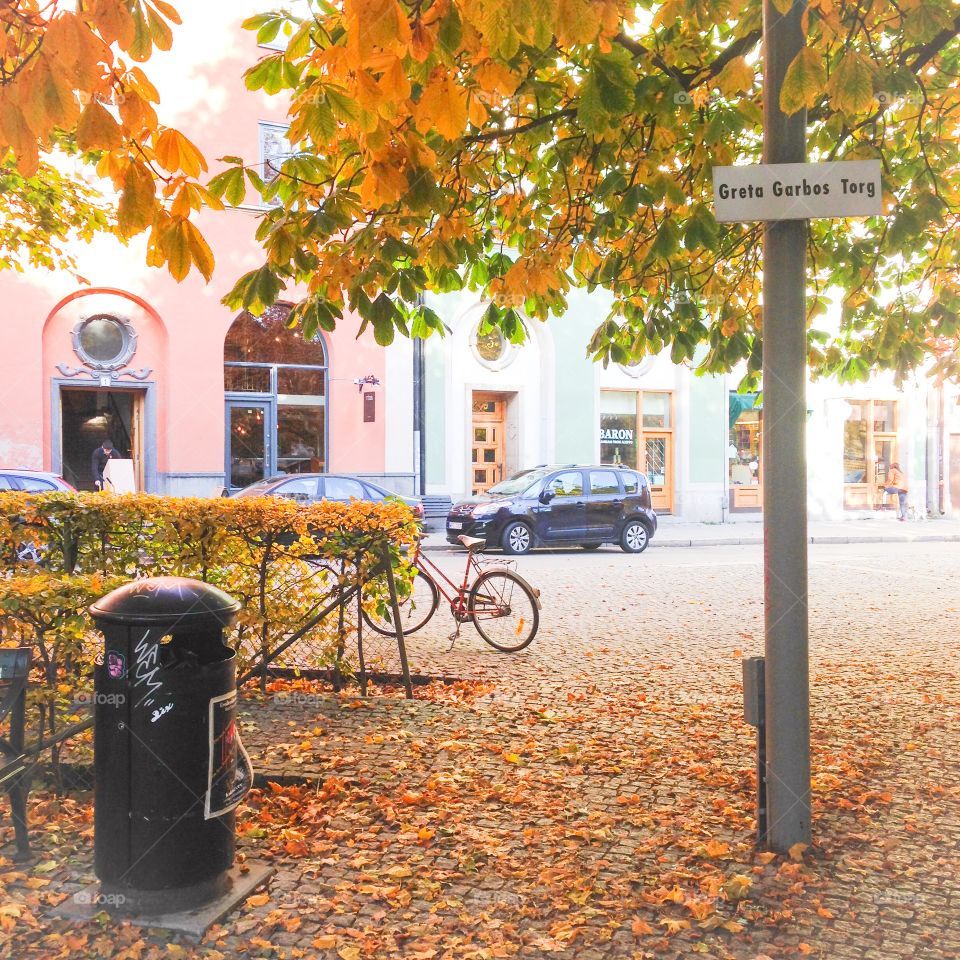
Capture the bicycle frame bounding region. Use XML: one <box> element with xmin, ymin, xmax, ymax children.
<box><xmin>407</xmin><ymin>540</ymin><xmax>482</xmax><ymax>618</ymax></box>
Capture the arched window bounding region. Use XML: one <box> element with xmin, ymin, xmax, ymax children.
<box><xmin>224</xmin><ymin>305</ymin><xmax>328</xmax><ymax>489</ymax></box>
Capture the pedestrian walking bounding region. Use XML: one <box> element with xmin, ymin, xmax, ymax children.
<box><xmin>885</xmin><ymin>461</ymin><xmax>909</xmax><ymax>521</ymax></box>
<box><xmin>91</xmin><ymin>438</ymin><xmax>119</xmax><ymax>491</ymax></box>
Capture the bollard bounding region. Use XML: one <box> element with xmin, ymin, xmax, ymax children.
<box><xmin>742</xmin><ymin>656</ymin><xmax>768</xmax><ymax>847</ymax></box>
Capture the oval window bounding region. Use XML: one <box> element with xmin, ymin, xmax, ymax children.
<box><xmin>79</xmin><ymin>317</ymin><xmax>125</xmax><ymax>363</ymax></box>
<box><xmin>475</xmin><ymin>327</ymin><xmax>506</xmax><ymax>363</ymax></box>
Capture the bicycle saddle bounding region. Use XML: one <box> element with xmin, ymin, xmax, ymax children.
<box><xmin>458</xmin><ymin>535</ymin><xmax>486</xmax><ymax>551</ymax></box>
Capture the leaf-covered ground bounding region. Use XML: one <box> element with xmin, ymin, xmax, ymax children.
<box><xmin>2</xmin><ymin>542</ymin><xmax>959</xmax><ymax>959</ymax></box>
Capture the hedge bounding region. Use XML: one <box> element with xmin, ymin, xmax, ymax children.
<box><xmin>0</xmin><ymin>492</ymin><xmax>419</xmax><ymax>773</ymax></box>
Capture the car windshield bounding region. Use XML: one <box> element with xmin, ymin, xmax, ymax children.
<box><xmin>233</xmin><ymin>478</ymin><xmax>283</xmax><ymax>498</ymax></box>
<box><xmin>486</xmin><ymin>469</ymin><xmax>553</xmax><ymax>498</ymax></box>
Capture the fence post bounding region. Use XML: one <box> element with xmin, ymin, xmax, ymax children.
<box><xmin>379</xmin><ymin>541</ymin><xmax>413</xmax><ymax>699</ymax></box>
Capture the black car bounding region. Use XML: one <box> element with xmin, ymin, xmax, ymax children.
<box><xmin>447</xmin><ymin>465</ymin><xmax>658</xmax><ymax>554</ymax></box>
<box><xmin>232</xmin><ymin>473</ymin><xmax>424</xmax><ymax>521</ymax></box>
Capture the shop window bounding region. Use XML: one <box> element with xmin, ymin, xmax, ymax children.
<box><xmin>600</xmin><ymin>390</ymin><xmax>638</xmax><ymax>468</ymax></box>
<box><xmin>224</xmin><ymin>306</ymin><xmax>327</xmax><ymax>488</ymax></box>
<box><xmin>642</xmin><ymin>392</ymin><xmax>671</xmax><ymax>429</ymax></box>
<box><xmin>843</xmin><ymin>399</ymin><xmax>899</xmax><ymax>509</ymax></box>
<box><xmin>600</xmin><ymin>390</ymin><xmax>673</xmax><ymax>512</ymax></box>
<box><xmin>728</xmin><ymin>393</ymin><xmax>762</xmax><ymax>511</ymax></box>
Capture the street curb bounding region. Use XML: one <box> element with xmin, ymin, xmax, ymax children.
<box><xmin>422</xmin><ymin>532</ymin><xmax>960</xmax><ymax>553</ymax></box>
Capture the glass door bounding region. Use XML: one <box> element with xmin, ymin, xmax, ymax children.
<box><xmin>643</xmin><ymin>433</ymin><xmax>673</xmax><ymax>512</ymax></box>
<box><xmin>226</xmin><ymin>400</ymin><xmax>272</xmax><ymax>490</ymax></box>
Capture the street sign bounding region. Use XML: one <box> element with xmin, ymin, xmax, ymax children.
<box><xmin>713</xmin><ymin>159</ymin><xmax>882</xmax><ymax>222</ymax></box>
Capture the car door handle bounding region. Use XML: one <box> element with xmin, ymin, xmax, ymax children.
<box><xmin>612</xmin><ymin>499</ymin><xmax>623</xmax><ymax>505</ymax></box>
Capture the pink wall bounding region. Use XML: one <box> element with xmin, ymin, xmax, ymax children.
<box><xmin>0</xmin><ymin>2</ymin><xmax>387</xmax><ymax>484</ymax></box>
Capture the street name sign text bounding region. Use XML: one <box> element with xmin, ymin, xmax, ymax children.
<box><xmin>713</xmin><ymin>160</ymin><xmax>882</xmax><ymax>222</ymax></box>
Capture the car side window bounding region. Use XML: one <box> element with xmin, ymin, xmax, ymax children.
<box><xmin>547</xmin><ymin>471</ymin><xmax>583</xmax><ymax>497</ymax></box>
<box><xmin>16</xmin><ymin>477</ymin><xmax>56</xmax><ymax>492</ymax></box>
<box><xmin>622</xmin><ymin>472</ymin><xmax>639</xmax><ymax>494</ymax></box>
<box><xmin>0</xmin><ymin>476</ymin><xmax>14</xmax><ymax>490</ymax></box>
<box><xmin>324</xmin><ymin>477</ymin><xmax>366</xmax><ymax>501</ymax></box>
<box><xmin>589</xmin><ymin>470</ymin><xmax>621</xmax><ymax>495</ymax></box>
<box><xmin>362</xmin><ymin>484</ymin><xmax>386</xmax><ymax>501</ymax></box>
<box><xmin>273</xmin><ymin>477</ymin><xmax>318</xmax><ymax>502</ymax></box>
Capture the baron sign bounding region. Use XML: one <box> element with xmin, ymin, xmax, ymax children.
<box><xmin>600</xmin><ymin>428</ymin><xmax>634</xmax><ymax>444</ymax></box>
<box><xmin>713</xmin><ymin>159</ymin><xmax>882</xmax><ymax>222</ymax></box>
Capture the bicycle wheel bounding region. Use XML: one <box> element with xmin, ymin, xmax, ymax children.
<box><xmin>469</xmin><ymin>569</ymin><xmax>539</xmax><ymax>652</ymax></box>
<box><xmin>362</xmin><ymin>568</ymin><xmax>440</xmax><ymax>636</ymax></box>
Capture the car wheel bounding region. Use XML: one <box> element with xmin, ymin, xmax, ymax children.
<box><xmin>620</xmin><ymin>520</ymin><xmax>650</xmax><ymax>554</ymax></box>
<box><xmin>580</xmin><ymin>543</ymin><xmax>602</xmax><ymax>551</ymax></box>
<box><xmin>501</xmin><ymin>521</ymin><xmax>533</xmax><ymax>555</ymax></box>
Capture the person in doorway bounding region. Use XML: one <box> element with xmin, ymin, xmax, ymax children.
<box><xmin>885</xmin><ymin>461</ymin><xmax>909</xmax><ymax>521</ymax></box>
<box><xmin>91</xmin><ymin>439</ymin><xmax>119</xmax><ymax>491</ymax></box>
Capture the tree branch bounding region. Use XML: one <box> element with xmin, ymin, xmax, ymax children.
<box><xmin>464</xmin><ymin>108</ymin><xmax>577</xmax><ymax>143</ymax></box>
<box><xmin>900</xmin><ymin>14</ymin><xmax>960</xmax><ymax>72</ymax></box>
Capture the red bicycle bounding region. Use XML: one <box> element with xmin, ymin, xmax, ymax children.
<box><xmin>362</xmin><ymin>535</ymin><xmax>540</xmax><ymax>652</ymax></box>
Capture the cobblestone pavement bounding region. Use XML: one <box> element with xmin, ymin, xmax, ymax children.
<box><xmin>5</xmin><ymin>542</ymin><xmax>959</xmax><ymax>959</ymax></box>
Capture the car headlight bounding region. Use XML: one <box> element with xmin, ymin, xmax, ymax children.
<box><xmin>471</xmin><ymin>502</ymin><xmax>503</xmax><ymax>517</ymax></box>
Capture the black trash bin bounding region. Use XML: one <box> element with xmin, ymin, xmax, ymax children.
<box><xmin>90</xmin><ymin>576</ymin><xmax>250</xmax><ymax>914</ymax></box>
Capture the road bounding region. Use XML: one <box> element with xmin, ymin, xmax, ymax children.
<box><xmin>238</xmin><ymin>539</ymin><xmax>960</xmax><ymax>958</ymax></box>
<box><xmin>395</xmin><ymin>540</ymin><xmax>960</xmax><ymax>692</ymax></box>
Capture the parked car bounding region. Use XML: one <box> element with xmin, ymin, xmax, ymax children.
<box><xmin>232</xmin><ymin>473</ymin><xmax>424</xmax><ymax>521</ymax></box>
<box><xmin>446</xmin><ymin>465</ymin><xmax>657</xmax><ymax>554</ymax></box>
<box><xmin>0</xmin><ymin>470</ymin><xmax>75</xmax><ymax>493</ymax></box>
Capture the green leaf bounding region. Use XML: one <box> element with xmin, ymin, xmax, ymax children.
<box><xmin>223</xmin><ymin>264</ymin><xmax>283</xmax><ymax>313</ymax></box>
<box><xmin>437</xmin><ymin>6</ymin><xmax>462</xmax><ymax>56</ymax></box>
<box><xmin>827</xmin><ymin>54</ymin><xmax>876</xmax><ymax>115</ymax></box>
<box><xmin>207</xmin><ymin>167</ymin><xmax>246</xmax><ymax>207</ymax></box>
<box><xmin>650</xmin><ymin>218</ymin><xmax>680</xmax><ymax>261</ymax></box>
<box><xmin>780</xmin><ymin>47</ymin><xmax>826</xmax><ymax>115</ymax></box>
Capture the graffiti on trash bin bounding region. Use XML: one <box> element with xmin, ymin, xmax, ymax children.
<box><xmin>150</xmin><ymin>702</ymin><xmax>173</xmax><ymax>723</ymax></box>
<box><xmin>132</xmin><ymin>629</ymin><xmax>165</xmax><ymax>711</ymax></box>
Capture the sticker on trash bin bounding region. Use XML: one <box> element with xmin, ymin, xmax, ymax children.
<box><xmin>205</xmin><ymin>690</ymin><xmax>253</xmax><ymax>819</ymax></box>
<box><xmin>107</xmin><ymin>651</ymin><xmax>126</xmax><ymax>679</ymax></box>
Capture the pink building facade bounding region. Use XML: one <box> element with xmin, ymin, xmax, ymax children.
<box><xmin>0</xmin><ymin>3</ymin><xmax>415</xmax><ymax>496</ymax></box>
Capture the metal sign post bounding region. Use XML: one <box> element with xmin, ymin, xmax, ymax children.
<box><xmin>761</xmin><ymin>0</ymin><xmax>812</xmax><ymax>851</ymax></box>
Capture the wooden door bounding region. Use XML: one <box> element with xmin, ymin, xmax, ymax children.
<box><xmin>131</xmin><ymin>392</ymin><xmax>145</xmax><ymax>492</ymax></box>
<box><xmin>471</xmin><ymin>395</ymin><xmax>506</xmax><ymax>496</ymax></box>
<box><xmin>642</xmin><ymin>432</ymin><xmax>673</xmax><ymax>513</ymax></box>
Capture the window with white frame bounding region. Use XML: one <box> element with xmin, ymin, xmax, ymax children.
<box><xmin>259</xmin><ymin>122</ymin><xmax>293</xmax><ymax>182</ymax></box>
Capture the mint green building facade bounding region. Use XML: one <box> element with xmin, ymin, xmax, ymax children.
<box><xmin>418</xmin><ymin>290</ymin><xmax>953</xmax><ymax>525</ymax></box>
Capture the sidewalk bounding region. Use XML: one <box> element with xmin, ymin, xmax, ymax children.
<box><xmin>423</xmin><ymin>515</ymin><xmax>960</xmax><ymax>550</ymax></box>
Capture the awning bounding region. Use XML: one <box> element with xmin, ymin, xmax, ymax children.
<box><xmin>729</xmin><ymin>392</ymin><xmax>760</xmax><ymax>428</ymax></box>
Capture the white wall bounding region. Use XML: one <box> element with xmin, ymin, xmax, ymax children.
<box><xmin>441</xmin><ymin>302</ymin><xmax>556</xmax><ymax>501</ymax></box>
<box><xmin>384</xmin><ymin>336</ymin><xmax>414</xmax><ymax>480</ymax></box>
